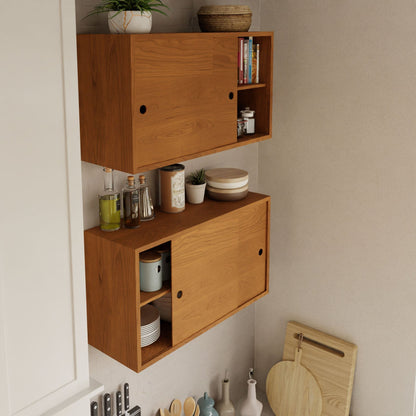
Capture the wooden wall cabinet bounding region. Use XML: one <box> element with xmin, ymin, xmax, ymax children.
<box><xmin>84</xmin><ymin>192</ymin><xmax>270</xmax><ymax>372</ymax></box>
<box><xmin>77</xmin><ymin>32</ymin><xmax>273</xmax><ymax>173</ymax></box>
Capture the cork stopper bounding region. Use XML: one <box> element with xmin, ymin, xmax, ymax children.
<box><xmin>104</xmin><ymin>167</ymin><xmax>112</xmax><ymax>173</ymax></box>
<box><xmin>139</xmin><ymin>175</ymin><xmax>146</xmax><ymax>184</ymax></box>
<box><xmin>128</xmin><ymin>175</ymin><xmax>135</xmax><ymax>184</ymax></box>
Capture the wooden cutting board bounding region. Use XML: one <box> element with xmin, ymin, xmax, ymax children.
<box><xmin>266</xmin><ymin>346</ymin><xmax>322</xmax><ymax>416</ymax></box>
<box><xmin>282</xmin><ymin>321</ymin><xmax>357</xmax><ymax>416</ymax></box>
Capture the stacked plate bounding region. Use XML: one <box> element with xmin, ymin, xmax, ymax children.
<box><xmin>205</xmin><ymin>168</ymin><xmax>249</xmax><ymax>201</ymax></box>
<box><xmin>141</xmin><ymin>304</ymin><xmax>160</xmax><ymax>347</ymax></box>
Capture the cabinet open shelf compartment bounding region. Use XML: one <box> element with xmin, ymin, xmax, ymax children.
<box><xmin>84</xmin><ymin>192</ymin><xmax>270</xmax><ymax>372</ymax></box>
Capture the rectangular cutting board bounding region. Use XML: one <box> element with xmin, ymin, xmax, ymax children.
<box><xmin>282</xmin><ymin>321</ymin><xmax>357</xmax><ymax>416</ymax></box>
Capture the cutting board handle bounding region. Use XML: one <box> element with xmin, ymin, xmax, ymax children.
<box><xmin>294</xmin><ymin>332</ymin><xmax>345</xmax><ymax>358</ymax></box>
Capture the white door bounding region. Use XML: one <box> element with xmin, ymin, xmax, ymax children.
<box><xmin>0</xmin><ymin>1</ymin><xmax>92</xmax><ymax>415</ymax></box>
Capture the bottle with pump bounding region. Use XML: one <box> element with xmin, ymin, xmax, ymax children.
<box><xmin>138</xmin><ymin>175</ymin><xmax>154</xmax><ymax>221</ymax></box>
<box><xmin>123</xmin><ymin>175</ymin><xmax>140</xmax><ymax>229</ymax></box>
<box><xmin>99</xmin><ymin>167</ymin><xmax>120</xmax><ymax>231</ymax></box>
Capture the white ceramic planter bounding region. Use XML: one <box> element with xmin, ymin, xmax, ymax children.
<box><xmin>185</xmin><ymin>182</ymin><xmax>206</xmax><ymax>204</ymax></box>
<box><xmin>108</xmin><ymin>10</ymin><xmax>152</xmax><ymax>34</ymax></box>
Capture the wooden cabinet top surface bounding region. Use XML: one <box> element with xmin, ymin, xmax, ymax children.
<box><xmin>85</xmin><ymin>192</ymin><xmax>270</xmax><ymax>251</ymax></box>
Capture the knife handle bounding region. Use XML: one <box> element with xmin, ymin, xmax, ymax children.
<box><xmin>104</xmin><ymin>393</ymin><xmax>111</xmax><ymax>416</ymax></box>
<box><xmin>124</xmin><ymin>383</ymin><xmax>130</xmax><ymax>411</ymax></box>
<box><xmin>116</xmin><ymin>391</ymin><xmax>123</xmax><ymax>416</ymax></box>
<box><xmin>90</xmin><ymin>401</ymin><xmax>98</xmax><ymax>416</ymax></box>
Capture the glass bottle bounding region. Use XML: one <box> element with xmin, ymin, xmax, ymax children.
<box><xmin>99</xmin><ymin>167</ymin><xmax>120</xmax><ymax>231</ymax></box>
<box><xmin>123</xmin><ymin>175</ymin><xmax>140</xmax><ymax>229</ymax></box>
<box><xmin>138</xmin><ymin>175</ymin><xmax>154</xmax><ymax>221</ymax></box>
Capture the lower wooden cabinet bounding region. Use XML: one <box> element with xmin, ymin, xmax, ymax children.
<box><xmin>84</xmin><ymin>192</ymin><xmax>270</xmax><ymax>372</ymax></box>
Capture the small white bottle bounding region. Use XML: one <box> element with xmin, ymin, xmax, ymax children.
<box><xmin>238</xmin><ymin>369</ymin><xmax>262</xmax><ymax>416</ymax></box>
<box><xmin>216</xmin><ymin>371</ymin><xmax>235</xmax><ymax>416</ymax></box>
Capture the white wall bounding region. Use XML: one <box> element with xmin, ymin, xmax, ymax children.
<box><xmin>256</xmin><ymin>1</ymin><xmax>416</xmax><ymax>415</ymax></box>
<box><xmin>76</xmin><ymin>1</ymin><xmax>263</xmax><ymax>414</ymax></box>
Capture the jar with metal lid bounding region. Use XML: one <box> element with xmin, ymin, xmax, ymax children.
<box><xmin>139</xmin><ymin>251</ymin><xmax>162</xmax><ymax>292</ymax></box>
<box><xmin>240</xmin><ymin>107</ymin><xmax>255</xmax><ymax>134</ymax></box>
<box><xmin>159</xmin><ymin>164</ymin><xmax>185</xmax><ymax>213</ymax></box>
<box><xmin>237</xmin><ymin>118</ymin><xmax>246</xmax><ymax>137</ymax></box>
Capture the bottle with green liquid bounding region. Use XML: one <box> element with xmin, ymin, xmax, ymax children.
<box><xmin>99</xmin><ymin>167</ymin><xmax>120</xmax><ymax>231</ymax></box>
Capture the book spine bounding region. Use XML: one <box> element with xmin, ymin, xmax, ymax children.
<box><xmin>251</xmin><ymin>44</ymin><xmax>257</xmax><ymax>84</ymax></box>
<box><xmin>238</xmin><ymin>37</ymin><xmax>244</xmax><ymax>85</ymax></box>
<box><xmin>256</xmin><ymin>43</ymin><xmax>260</xmax><ymax>83</ymax></box>
<box><xmin>243</xmin><ymin>39</ymin><xmax>248</xmax><ymax>84</ymax></box>
<box><xmin>248</xmin><ymin>37</ymin><xmax>253</xmax><ymax>84</ymax></box>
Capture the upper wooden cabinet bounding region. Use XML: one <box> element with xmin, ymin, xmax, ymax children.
<box><xmin>77</xmin><ymin>32</ymin><xmax>273</xmax><ymax>173</ymax></box>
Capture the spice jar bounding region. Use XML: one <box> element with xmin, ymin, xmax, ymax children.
<box><xmin>159</xmin><ymin>164</ymin><xmax>185</xmax><ymax>213</ymax></box>
<box><xmin>240</xmin><ymin>107</ymin><xmax>255</xmax><ymax>134</ymax></box>
<box><xmin>237</xmin><ymin>118</ymin><xmax>246</xmax><ymax>137</ymax></box>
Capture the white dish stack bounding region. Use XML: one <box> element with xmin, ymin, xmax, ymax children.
<box><xmin>141</xmin><ymin>304</ymin><xmax>160</xmax><ymax>347</ymax></box>
<box><xmin>205</xmin><ymin>168</ymin><xmax>249</xmax><ymax>201</ymax></box>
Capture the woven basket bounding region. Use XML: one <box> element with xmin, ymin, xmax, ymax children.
<box><xmin>197</xmin><ymin>5</ymin><xmax>252</xmax><ymax>32</ymax></box>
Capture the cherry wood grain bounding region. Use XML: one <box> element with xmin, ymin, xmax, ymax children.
<box><xmin>84</xmin><ymin>192</ymin><xmax>270</xmax><ymax>372</ymax></box>
<box><xmin>76</xmin><ymin>32</ymin><xmax>273</xmax><ymax>173</ymax></box>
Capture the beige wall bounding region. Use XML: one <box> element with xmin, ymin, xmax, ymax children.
<box><xmin>257</xmin><ymin>1</ymin><xmax>416</xmax><ymax>415</ymax></box>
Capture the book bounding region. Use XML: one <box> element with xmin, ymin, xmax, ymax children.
<box><xmin>248</xmin><ymin>37</ymin><xmax>253</xmax><ymax>84</ymax></box>
<box><xmin>252</xmin><ymin>43</ymin><xmax>260</xmax><ymax>84</ymax></box>
<box><xmin>243</xmin><ymin>39</ymin><xmax>248</xmax><ymax>84</ymax></box>
<box><xmin>238</xmin><ymin>37</ymin><xmax>244</xmax><ymax>85</ymax></box>
<box><xmin>256</xmin><ymin>44</ymin><xmax>260</xmax><ymax>83</ymax></box>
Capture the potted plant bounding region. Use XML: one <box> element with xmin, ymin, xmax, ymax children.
<box><xmin>86</xmin><ymin>0</ymin><xmax>168</xmax><ymax>34</ymax></box>
<box><xmin>185</xmin><ymin>169</ymin><xmax>206</xmax><ymax>204</ymax></box>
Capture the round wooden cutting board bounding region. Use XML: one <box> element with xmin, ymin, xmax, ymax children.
<box><xmin>266</xmin><ymin>347</ymin><xmax>323</xmax><ymax>416</ymax></box>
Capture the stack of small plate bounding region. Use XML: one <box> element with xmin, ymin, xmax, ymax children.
<box><xmin>205</xmin><ymin>168</ymin><xmax>249</xmax><ymax>201</ymax></box>
<box><xmin>141</xmin><ymin>304</ymin><xmax>160</xmax><ymax>347</ymax></box>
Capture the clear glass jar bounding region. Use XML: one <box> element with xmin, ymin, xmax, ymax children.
<box><xmin>138</xmin><ymin>175</ymin><xmax>154</xmax><ymax>221</ymax></box>
<box><xmin>99</xmin><ymin>167</ymin><xmax>120</xmax><ymax>231</ymax></box>
<box><xmin>122</xmin><ymin>175</ymin><xmax>140</xmax><ymax>229</ymax></box>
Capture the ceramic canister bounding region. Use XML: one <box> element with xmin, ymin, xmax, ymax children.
<box><xmin>139</xmin><ymin>251</ymin><xmax>162</xmax><ymax>292</ymax></box>
<box><xmin>155</xmin><ymin>244</ymin><xmax>171</xmax><ymax>282</ymax></box>
<box><xmin>160</xmin><ymin>164</ymin><xmax>185</xmax><ymax>213</ymax></box>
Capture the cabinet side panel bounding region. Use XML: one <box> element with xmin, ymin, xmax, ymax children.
<box><xmin>84</xmin><ymin>232</ymin><xmax>139</xmax><ymax>371</ymax></box>
<box><xmin>77</xmin><ymin>35</ymin><xmax>133</xmax><ymax>172</ymax></box>
<box><xmin>131</xmin><ymin>34</ymin><xmax>237</xmax><ymax>170</ymax></box>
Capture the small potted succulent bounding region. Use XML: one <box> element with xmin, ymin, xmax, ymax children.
<box><xmin>185</xmin><ymin>169</ymin><xmax>206</xmax><ymax>204</ymax></box>
<box><xmin>86</xmin><ymin>0</ymin><xmax>168</xmax><ymax>34</ymax></box>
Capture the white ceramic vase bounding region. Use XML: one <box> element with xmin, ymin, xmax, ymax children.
<box><xmin>108</xmin><ymin>10</ymin><xmax>152</xmax><ymax>34</ymax></box>
<box><xmin>239</xmin><ymin>379</ymin><xmax>262</xmax><ymax>416</ymax></box>
<box><xmin>185</xmin><ymin>182</ymin><xmax>206</xmax><ymax>204</ymax></box>
<box><xmin>216</xmin><ymin>378</ymin><xmax>235</xmax><ymax>416</ymax></box>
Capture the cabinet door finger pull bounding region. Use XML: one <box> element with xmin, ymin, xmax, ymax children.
<box><xmin>229</xmin><ymin>92</ymin><xmax>234</xmax><ymax>100</ymax></box>
<box><xmin>139</xmin><ymin>105</ymin><xmax>147</xmax><ymax>114</ymax></box>
<box><xmin>177</xmin><ymin>290</ymin><xmax>183</xmax><ymax>299</ymax></box>
<box><xmin>258</xmin><ymin>248</ymin><xmax>263</xmax><ymax>256</ymax></box>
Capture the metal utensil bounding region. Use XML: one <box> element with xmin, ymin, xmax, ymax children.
<box><xmin>116</xmin><ymin>391</ymin><xmax>122</xmax><ymax>416</ymax></box>
<box><xmin>103</xmin><ymin>393</ymin><xmax>111</xmax><ymax>416</ymax></box>
<box><xmin>183</xmin><ymin>397</ymin><xmax>196</xmax><ymax>416</ymax></box>
<box><xmin>90</xmin><ymin>401</ymin><xmax>98</xmax><ymax>416</ymax></box>
<box><xmin>124</xmin><ymin>383</ymin><xmax>130</xmax><ymax>414</ymax></box>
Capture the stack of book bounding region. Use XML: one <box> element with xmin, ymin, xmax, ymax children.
<box><xmin>238</xmin><ymin>37</ymin><xmax>260</xmax><ymax>85</ymax></box>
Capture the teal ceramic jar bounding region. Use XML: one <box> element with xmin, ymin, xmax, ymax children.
<box><xmin>140</xmin><ymin>251</ymin><xmax>162</xmax><ymax>292</ymax></box>
<box><xmin>198</xmin><ymin>392</ymin><xmax>219</xmax><ymax>416</ymax></box>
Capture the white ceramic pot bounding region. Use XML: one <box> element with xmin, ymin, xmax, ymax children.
<box><xmin>108</xmin><ymin>10</ymin><xmax>152</xmax><ymax>34</ymax></box>
<box><xmin>185</xmin><ymin>182</ymin><xmax>206</xmax><ymax>204</ymax></box>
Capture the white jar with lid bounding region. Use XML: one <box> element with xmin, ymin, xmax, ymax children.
<box><xmin>240</xmin><ymin>107</ymin><xmax>255</xmax><ymax>134</ymax></box>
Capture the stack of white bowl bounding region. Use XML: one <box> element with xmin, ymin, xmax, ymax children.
<box><xmin>141</xmin><ymin>304</ymin><xmax>160</xmax><ymax>347</ymax></box>
<box><xmin>205</xmin><ymin>168</ymin><xmax>249</xmax><ymax>201</ymax></box>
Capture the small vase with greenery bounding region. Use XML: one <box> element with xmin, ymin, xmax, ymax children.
<box><xmin>186</xmin><ymin>169</ymin><xmax>206</xmax><ymax>204</ymax></box>
<box><xmin>87</xmin><ymin>0</ymin><xmax>168</xmax><ymax>34</ymax></box>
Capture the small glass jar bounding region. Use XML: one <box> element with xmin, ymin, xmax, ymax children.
<box><xmin>240</xmin><ymin>107</ymin><xmax>255</xmax><ymax>135</ymax></box>
<box><xmin>237</xmin><ymin>118</ymin><xmax>246</xmax><ymax>137</ymax></box>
